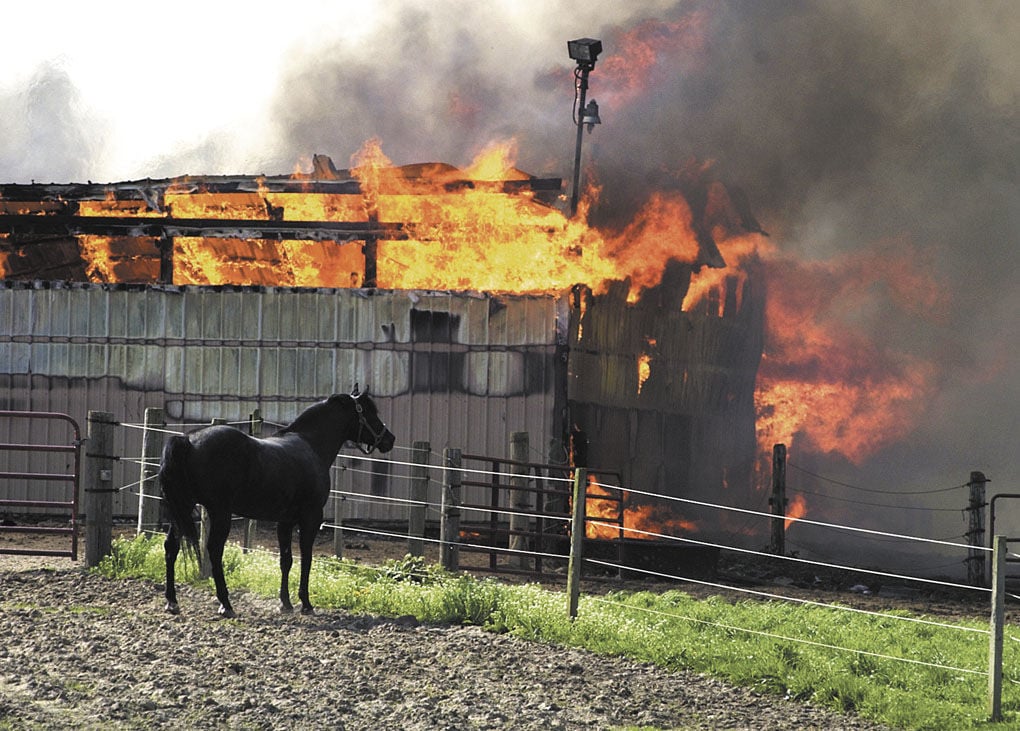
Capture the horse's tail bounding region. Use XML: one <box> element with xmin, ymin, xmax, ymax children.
<box><xmin>159</xmin><ymin>435</ymin><xmax>200</xmax><ymax>556</ymax></box>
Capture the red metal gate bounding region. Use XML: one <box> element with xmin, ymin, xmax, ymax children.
<box><xmin>0</xmin><ymin>411</ymin><xmax>82</xmax><ymax>560</ymax></box>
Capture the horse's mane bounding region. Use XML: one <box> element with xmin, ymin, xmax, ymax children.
<box><xmin>279</xmin><ymin>394</ymin><xmax>359</xmax><ymax>436</ymax></box>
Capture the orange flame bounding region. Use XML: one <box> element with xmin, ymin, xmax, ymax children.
<box><xmin>754</xmin><ymin>242</ymin><xmax>945</xmax><ymax>464</ymax></box>
<box><xmin>584</xmin><ymin>476</ymin><xmax>698</xmax><ymax>540</ymax></box>
<box><xmin>785</xmin><ymin>493</ymin><xmax>807</xmax><ymax>529</ymax></box>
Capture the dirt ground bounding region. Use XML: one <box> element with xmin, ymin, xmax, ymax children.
<box><xmin>0</xmin><ymin>519</ymin><xmax>1001</xmax><ymax>729</ymax></box>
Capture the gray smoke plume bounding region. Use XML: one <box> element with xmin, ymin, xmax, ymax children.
<box><xmin>265</xmin><ymin>0</ymin><xmax>1020</xmax><ymax>568</ymax></box>
<box><xmin>1</xmin><ymin>0</ymin><xmax>1016</xmax><ymax>570</ymax></box>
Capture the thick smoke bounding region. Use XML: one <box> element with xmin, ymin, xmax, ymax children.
<box><xmin>264</xmin><ymin>0</ymin><xmax>1020</xmax><ymax>568</ymax></box>
<box><xmin>0</xmin><ymin>62</ymin><xmax>105</xmax><ymax>183</ymax></box>
<box><xmin>2</xmin><ymin>1</ymin><xmax>1017</xmax><ymax>570</ymax></box>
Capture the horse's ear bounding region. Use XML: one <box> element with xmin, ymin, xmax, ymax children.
<box><xmin>351</xmin><ymin>382</ymin><xmax>360</xmax><ymax>397</ymax></box>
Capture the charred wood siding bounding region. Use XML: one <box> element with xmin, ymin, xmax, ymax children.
<box><xmin>567</xmin><ymin>259</ymin><xmax>765</xmax><ymax>527</ymax></box>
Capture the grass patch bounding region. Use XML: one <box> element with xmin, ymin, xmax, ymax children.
<box><xmin>98</xmin><ymin>534</ymin><xmax>1020</xmax><ymax>730</ymax></box>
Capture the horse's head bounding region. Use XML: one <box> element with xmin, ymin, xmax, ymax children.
<box><xmin>337</xmin><ymin>390</ymin><xmax>395</xmax><ymax>455</ymax></box>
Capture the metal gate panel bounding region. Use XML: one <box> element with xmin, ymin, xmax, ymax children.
<box><xmin>0</xmin><ymin>411</ymin><xmax>81</xmax><ymax>559</ymax></box>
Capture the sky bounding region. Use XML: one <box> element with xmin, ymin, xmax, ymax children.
<box><xmin>2</xmin><ymin>0</ymin><xmax>1018</xmax><ymax>571</ymax></box>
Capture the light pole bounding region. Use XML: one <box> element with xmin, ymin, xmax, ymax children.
<box><xmin>568</xmin><ymin>38</ymin><xmax>602</xmax><ymax>218</ymax></box>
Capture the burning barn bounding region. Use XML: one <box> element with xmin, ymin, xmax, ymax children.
<box><xmin>0</xmin><ymin>145</ymin><xmax>766</xmax><ymax>537</ymax></box>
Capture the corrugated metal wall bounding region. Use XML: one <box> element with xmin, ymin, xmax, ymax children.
<box><xmin>0</xmin><ymin>282</ymin><xmax>568</xmax><ymax>523</ymax></box>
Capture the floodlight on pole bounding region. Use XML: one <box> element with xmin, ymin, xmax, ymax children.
<box><xmin>568</xmin><ymin>38</ymin><xmax>603</xmax><ymax>218</ymax></box>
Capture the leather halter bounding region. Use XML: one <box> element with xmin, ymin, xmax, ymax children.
<box><xmin>352</xmin><ymin>397</ymin><xmax>388</xmax><ymax>455</ymax></box>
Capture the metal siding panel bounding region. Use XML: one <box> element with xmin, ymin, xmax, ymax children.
<box><xmin>184</xmin><ymin>292</ymin><xmax>204</xmax><ymax>341</ymax></box>
<box><xmin>219</xmin><ymin>292</ymin><xmax>243</xmax><ymax>341</ymax></box>
<box><xmin>238</xmin><ymin>347</ymin><xmax>260</xmax><ymax>397</ymax></box>
<box><xmin>141</xmin><ymin>289</ymin><xmax>165</xmax><ymax>340</ymax></box>
<box><xmin>66</xmin><ymin>288</ymin><xmax>88</xmax><ymax>337</ymax></box>
<box><xmin>203</xmin><ymin>292</ymin><xmax>224</xmax><ymax>340</ymax></box>
<box><xmin>295</xmin><ymin>348</ymin><xmax>318</xmax><ymax>396</ymax></box>
<box><xmin>276</xmin><ymin>348</ymin><xmax>299</xmax><ymax>397</ymax></box>
<box><xmin>164</xmin><ymin>346</ymin><xmax>184</xmax><ymax>395</ymax></box>
<box><xmin>333</xmin><ymin>348</ymin><xmax>358</xmax><ymax>393</ymax></box>
<box><xmin>30</xmin><ymin>290</ymin><xmax>49</xmax><ymax>337</ymax></box>
<box><xmin>220</xmin><ymin>346</ymin><xmax>240</xmax><ymax>396</ymax></box>
<box><xmin>164</xmin><ymin>289</ymin><xmax>185</xmax><ymax>339</ymax></box>
<box><xmin>125</xmin><ymin>289</ymin><xmax>147</xmax><ymax>340</ymax></box>
<box><xmin>47</xmin><ymin>290</ymin><xmax>70</xmax><ymax>337</ymax></box>
<box><xmin>259</xmin><ymin>348</ymin><xmax>280</xmax><ymax>398</ymax></box>
<box><xmin>465</xmin><ymin>352</ymin><xmax>487</xmax><ymax>395</ymax></box>
<box><xmin>10</xmin><ymin>289</ymin><xmax>32</xmax><ymax>336</ymax></box>
<box><xmin>49</xmin><ymin>343</ymin><xmax>69</xmax><ymax>379</ymax></box>
<box><xmin>463</xmin><ymin>296</ymin><xmax>488</xmax><ymax>345</ymax></box>
<box><xmin>6</xmin><ymin>343</ymin><xmax>29</xmax><ymax>373</ymax></box>
<box><xmin>0</xmin><ymin>290</ymin><xmax>12</xmax><ymax>334</ymax></box>
<box><xmin>183</xmin><ymin>346</ymin><xmax>203</xmax><ymax>395</ymax></box>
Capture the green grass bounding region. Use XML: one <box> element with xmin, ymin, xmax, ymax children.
<box><xmin>98</xmin><ymin>535</ymin><xmax>1020</xmax><ymax>730</ymax></box>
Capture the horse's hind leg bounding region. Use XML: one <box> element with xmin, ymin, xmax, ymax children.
<box><xmin>277</xmin><ymin>521</ymin><xmax>295</xmax><ymax>613</ymax></box>
<box><xmin>164</xmin><ymin>527</ymin><xmax>181</xmax><ymax>614</ymax></box>
<box><xmin>206</xmin><ymin>513</ymin><xmax>236</xmax><ymax>618</ymax></box>
<box><xmin>297</xmin><ymin>513</ymin><xmax>321</xmax><ymax>615</ymax></box>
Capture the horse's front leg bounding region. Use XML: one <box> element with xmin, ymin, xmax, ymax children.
<box><xmin>164</xmin><ymin>527</ymin><xmax>181</xmax><ymax>614</ymax></box>
<box><xmin>297</xmin><ymin>516</ymin><xmax>321</xmax><ymax>614</ymax></box>
<box><xmin>277</xmin><ymin>521</ymin><xmax>295</xmax><ymax>613</ymax></box>
<box><xmin>206</xmin><ymin>513</ymin><xmax>235</xmax><ymax>618</ymax></box>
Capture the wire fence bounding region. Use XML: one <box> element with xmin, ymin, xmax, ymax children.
<box><xmin>7</xmin><ymin>411</ymin><xmax>1018</xmax><ymax>706</ymax></box>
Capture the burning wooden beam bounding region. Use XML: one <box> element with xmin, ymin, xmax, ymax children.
<box><xmin>0</xmin><ymin>214</ymin><xmax>407</xmax><ymax>242</ymax></box>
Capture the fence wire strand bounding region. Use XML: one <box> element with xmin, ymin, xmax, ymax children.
<box><xmin>584</xmin><ymin>595</ymin><xmax>988</xmax><ymax>677</ymax></box>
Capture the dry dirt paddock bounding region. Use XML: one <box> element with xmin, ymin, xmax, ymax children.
<box><xmin>0</xmin><ymin>526</ymin><xmax>949</xmax><ymax>729</ymax></box>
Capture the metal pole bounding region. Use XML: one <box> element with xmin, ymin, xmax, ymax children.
<box><xmin>569</xmin><ymin>66</ymin><xmax>591</xmax><ymax>218</ymax></box>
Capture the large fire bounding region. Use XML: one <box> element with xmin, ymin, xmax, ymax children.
<box><xmin>4</xmin><ymin>135</ymin><xmax>944</xmax><ymax>537</ymax></box>
<box><xmin>755</xmin><ymin>243</ymin><xmax>945</xmax><ymax>465</ymax></box>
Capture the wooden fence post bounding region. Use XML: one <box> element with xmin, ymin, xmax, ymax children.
<box><xmin>567</xmin><ymin>467</ymin><xmax>587</xmax><ymax>619</ymax></box>
<box><xmin>136</xmin><ymin>407</ymin><xmax>165</xmax><ymax>537</ymax></box>
<box><xmin>966</xmin><ymin>471</ymin><xmax>988</xmax><ymax>587</ymax></box>
<box><xmin>769</xmin><ymin>444</ymin><xmax>787</xmax><ymax>555</ymax></box>
<box><xmin>408</xmin><ymin>441</ymin><xmax>430</xmax><ymax>557</ymax></box>
<box><xmin>988</xmin><ymin>534</ymin><xmax>1005</xmax><ymax>722</ymax></box>
<box><xmin>84</xmin><ymin>411</ymin><xmax>115</xmax><ymax>568</ymax></box>
<box><xmin>508</xmin><ymin>432</ymin><xmax>531</xmax><ymax>569</ymax></box>
<box><xmin>440</xmin><ymin>448</ymin><xmax>462</xmax><ymax>571</ymax></box>
<box><xmin>243</xmin><ymin>409</ymin><xmax>262</xmax><ymax>553</ymax></box>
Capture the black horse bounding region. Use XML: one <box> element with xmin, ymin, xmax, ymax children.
<box><xmin>159</xmin><ymin>390</ymin><xmax>395</xmax><ymax>617</ymax></box>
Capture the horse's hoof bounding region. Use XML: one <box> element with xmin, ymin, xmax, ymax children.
<box><xmin>165</xmin><ymin>601</ymin><xmax>180</xmax><ymax>615</ymax></box>
<box><xmin>279</xmin><ymin>603</ymin><xmax>294</xmax><ymax>614</ymax></box>
<box><xmin>301</xmin><ymin>606</ymin><xmax>315</xmax><ymax>616</ymax></box>
<box><xmin>218</xmin><ymin>605</ymin><xmax>237</xmax><ymax>619</ymax></box>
